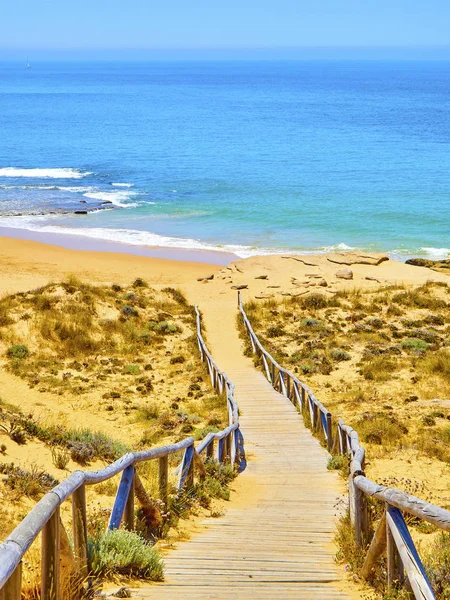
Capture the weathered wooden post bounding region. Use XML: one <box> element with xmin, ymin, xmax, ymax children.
<box><xmin>326</xmin><ymin>413</ymin><xmax>333</xmax><ymax>452</ymax></box>
<box><xmin>206</xmin><ymin>439</ymin><xmax>214</xmax><ymax>459</ymax></box>
<box><xmin>361</xmin><ymin>512</ymin><xmax>387</xmax><ymax>581</ymax></box>
<box><xmin>159</xmin><ymin>455</ymin><xmax>169</xmax><ymax>504</ymax></box>
<box><xmin>0</xmin><ymin>563</ymin><xmax>22</xmax><ymax>600</ymax></box>
<box><xmin>217</xmin><ymin>437</ymin><xmax>225</xmax><ymax>463</ymax></box>
<box><xmin>41</xmin><ymin>507</ymin><xmax>60</xmax><ymax>600</ymax></box>
<box><xmin>72</xmin><ymin>484</ymin><xmax>88</xmax><ymax>578</ymax></box>
<box><xmin>124</xmin><ymin>468</ymin><xmax>135</xmax><ymax>531</ymax></box>
<box><xmin>301</xmin><ymin>386</ymin><xmax>306</xmax><ymax>411</ymax></box>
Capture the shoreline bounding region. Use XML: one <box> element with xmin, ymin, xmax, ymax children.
<box><xmin>0</xmin><ymin>225</ymin><xmax>237</xmax><ymax>266</ymax></box>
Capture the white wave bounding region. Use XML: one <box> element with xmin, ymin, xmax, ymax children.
<box><xmin>0</xmin><ymin>168</ymin><xmax>92</xmax><ymax>179</ymax></box>
<box><xmin>321</xmin><ymin>242</ymin><xmax>356</xmax><ymax>252</ymax></box>
<box><xmin>421</xmin><ymin>247</ymin><xmax>450</xmax><ymax>259</ymax></box>
<box><xmin>111</xmin><ymin>182</ymin><xmax>134</xmax><ymax>188</ymax></box>
<box><xmin>83</xmin><ymin>191</ymin><xmax>139</xmax><ymax>208</ymax></box>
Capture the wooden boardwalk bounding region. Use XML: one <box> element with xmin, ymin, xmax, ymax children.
<box><xmin>133</xmin><ymin>301</ymin><xmax>358</xmax><ymax>599</ymax></box>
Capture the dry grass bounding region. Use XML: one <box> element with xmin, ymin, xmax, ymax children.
<box><xmin>241</xmin><ymin>281</ymin><xmax>450</xmax><ymax>493</ymax></box>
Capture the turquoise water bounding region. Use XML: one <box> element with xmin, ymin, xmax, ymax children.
<box><xmin>0</xmin><ymin>60</ymin><xmax>449</xmax><ymax>258</ymax></box>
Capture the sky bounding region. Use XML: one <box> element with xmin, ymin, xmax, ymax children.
<box><xmin>1</xmin><ymin>0</ymin><xmax>450</xmax><ymax>59</ymax></box>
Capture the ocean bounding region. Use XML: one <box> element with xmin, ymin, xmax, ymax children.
<box><xmin>0</xmin><ymin>60</ymin><xmax>449</xmax><ymax>259</ymax></box>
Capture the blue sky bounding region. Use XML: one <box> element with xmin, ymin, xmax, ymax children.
<box><xmin>1</xmin><ymin>0</ymin><xmax>450</xmax><ymax>58</ymax></box>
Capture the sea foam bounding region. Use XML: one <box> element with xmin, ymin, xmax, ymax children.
<box><xmin>83</xmin><ymin>191</ymin><xmax>139</xmax><ymax>208</ymax></box>
<box><xmin>421</xmin><ymin>247</ymin><xmax>450</xmax><ymax>259</ymax></box>
<box><xmin>0</xmin><ymin>168</ymin><xmax>91</xmax><ymax>179</ymax></box>
<box><xmin>111</xmin><ymin>182</ymin><xmax>134</xmax><ymax>188</ymax></box>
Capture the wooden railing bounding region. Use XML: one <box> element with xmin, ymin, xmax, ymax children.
<box><xmin>238</xmin><ymin>291</ymin><xmax>449</xmax><ymax>600</ymax></box>
<box><xmin>0</xmin><ymin>306</ymin><xmax>241</xmax><ymax>599</ymax></box>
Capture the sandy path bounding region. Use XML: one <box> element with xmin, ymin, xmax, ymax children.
<box><xmin>133</xmin><ymin>293</ymin><xmax>360</xmax><ymax>599</ymax></box>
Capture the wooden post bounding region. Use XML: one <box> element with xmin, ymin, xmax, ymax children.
<box><xmin>387</xmin><ymin>505</ymin><xmax>404</xmax><ymax>590</ymax></box>
<box><xmin>124</xmin><ymin>468</ymin><xmax>135</xmax><ymax>530</ymax></box>
<box><xmin>217</xmin><ymin>438</ymin><xmax>225</xmax><ymax>463</ymax></box>
<box><xmin>354</xmin><ymin>482</ymin><xmax>369</xmax><ymax>547</ymax></box>
<box><xmin>206</xmin><ymin>439</ymin><xmax>214</xmax><ymax>460</ymax></box>
<box><xmin>72</xmin><ymin>484</ymin><xmax>88</xmax><ymax>579</ymax></box>
<box><xmin>0</xmin><ymin>562</ymin><xmax>22</xmax><ymax>600</ymax></box>
<box><xmin>159</xmin><ymin>455</ymin><xmax>169</xmax><ymax>504</ymax></box>
<box><xmin>361</xmin><ymin>512</ymin><xmax>387</xmax><ymax>580</ymax></box>
<box><xmin>225</xmin><ymin>433</ymin><xmax>231</xmax><ymax>462</ymax></box>
<box><xmin>301</xmin><ymin>386</ymin><xmax>306</xmax><ymax>411</ymax></box>
<box><xmin>326</xmin><ymin>413</ymin><xmax>333</xmax><ymax>452</ymax></box>
<box><xmin>41</xmin><ymin>507</ymin><xmax>60</xmax><ymax>600</ymax></box>
<box><xmin>271</xmin><ymin>363</ymin><xmax>276</xmax><ymax>386</ymax></box>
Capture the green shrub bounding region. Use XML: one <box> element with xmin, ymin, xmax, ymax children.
<box><xmin>89</xmin><ymin>529</ymin><xmax>164</xmax><ymax>580</ymax></box>
<box><xmin>401</xmin><ymin>338</ymin><xmax>429</xmax><ymax>353</ymax></box>
<box><xmin>6</xmin><ymin>345</ymin><xmax>29</xmax><ymax>359</ymax></box>
<box><xmin>0</xmin><ymin>462</ymin><xmax>58</xmax><ymax>498</ymax></box>
<box><xmin>330</xmin><ymin>349</ymin><xmax>351</xmax><ymax>362</ymax></box>
<box><xmin>266</xmin><ymin>326</ymin><xmax>285</xmax><ymax>338</ymax></box>
<box><xmin>123</xmin><ymin>364</ymin><xmax>140</xmax><ymax>375</ymax></box>
<box><xmin>170</xmin><ymin>355</ymin><xmax>185</xmax><ymax>364</ymax></box>
<box><xmin>360</xmin><ymin>356</ymin><xmax>397</xmax><ymax>381</ymax></box>
<box><xmin>327</xmin><ymin>455</ymin><xmax>347</xmax><ymax>471</ymax></box>
<box><xmin>301</xmin><ymin>294</ymin><xmax>328</xmax><ymax>310</ymax></box>
<box><xmin>355</xmin><ymin>413</ymin><xmax>407</xmax><ymax>446</ymax></box>
<box><xmin>132</xmin><ymin>278</ymin><xmax>148</xmax><ymax>288</ymax></box>
<box><xmin>122</xmin><ymin>305</ymin><xmax>139</xmax><ymax>317</ymax></box>
<box><xmin>51</xmin><ymin>447</ymin><xmax>70</xmax><ymax>469</ymax></box>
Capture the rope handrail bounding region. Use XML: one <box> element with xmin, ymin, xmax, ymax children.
<box><xmin>0</xmin><ymin>305</ymin><xmax>242</xmax><ymax>598</ymax></box>
<box><xmin>238</xmin><ymin>291</ymin><xmax>445</xmax><ymax>599</ymax></box>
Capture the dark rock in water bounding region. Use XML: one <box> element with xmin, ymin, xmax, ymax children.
<box><xmin>74</xmin><ymin>210</ymin><xmax>88</xmax><ymax>215</ymax></box>
<box><xmin>406</xmin><ymin>258</ymin><xmax>450</xmax><ymax>273</ymax></box>
<box><xmin>101</xmin><ymin>200</ymin><xmax>113</xmax><ymax>205</ymax></box>
<box><xmin>79</xmin><ymin>200</ymin><xmax>87</xmax><ymax>204</ymax></box>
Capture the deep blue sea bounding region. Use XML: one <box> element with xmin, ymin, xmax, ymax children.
<box><xmin>0</xmin><ymin>60</ymin><xmax>449</xmax><ymax>259</ymax></box>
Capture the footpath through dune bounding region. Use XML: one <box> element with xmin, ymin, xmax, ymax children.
<box><xmin>133</xmin><ymin>290</ymin><xmax>361</xmax><ymax>599</ymax></box>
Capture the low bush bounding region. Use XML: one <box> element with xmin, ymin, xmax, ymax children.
<box><xmin>51</xmin><ymin>446</ymin><xmax>70</xmax><ymax>469</ymax></box>
<box><xmin>89</xmin><ymin>529</ymin><xmax>164</xmax><ymax>580</ymax></box>
<box><xmin>401</xmin><ymin>338</ymin><xmax>429</xmax><ymax>353</ymax></box>
<box><xmin>0</xmin><ymin>462</ymin><xmax>58</xmax><ymax>499</ymax></box>
<box><xmin>359</xmin><ymin>356</ymin><xmax>398</xmax><ymax>381</ymax></box>
<box><xmin>330</xmin><ymin>349</ymin><xmax>351</xmax><ymax>362</ymax></box>
<box><xmin>6</xmin><ymin>344</ymin><xmax>29</xmax><ymax>359</ymax></box>
<box><xmin>355</xmin><ymin>413</ymin><xmax>407</xmax><ymax>446</ymax></box>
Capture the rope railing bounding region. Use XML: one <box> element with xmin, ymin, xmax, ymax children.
<box><xmin>238</xmin><ymin>291</ymin><xmax>448</xmax><ymax>600</ymax></box>
<box><xmin>0</xmin><ymin>306</ymin><xmax>242</xmax><ymax>599</ymax></box>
